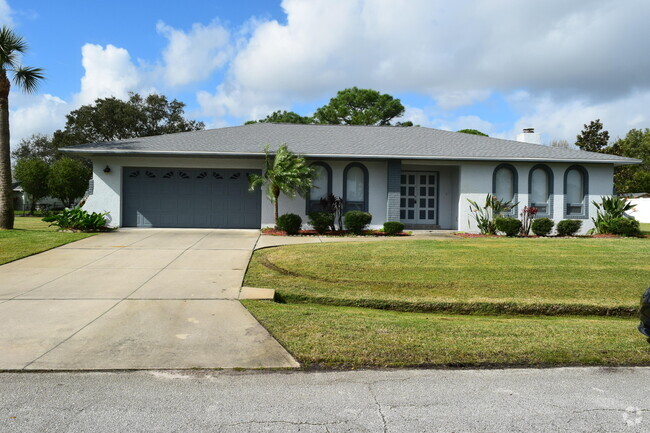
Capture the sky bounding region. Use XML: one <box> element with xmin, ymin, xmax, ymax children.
<box><xmin>4</xmin><ymin>0</ymin><xmax>650</xmax><ymax>149</ymax></box>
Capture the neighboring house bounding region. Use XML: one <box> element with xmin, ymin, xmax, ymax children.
<box><xmin>61</xmin><ymin>123</ymin><xmax>640</xmax><ymax>233</ymax></box>
<box><xmin>12</xmin><ymin>182</ymin><xmax>67</xmax><ymax>212</ymax></box>
<box><xmin>626</xmin><ymin>194</ymin><xmax>650</xmax><ymax>223</ymax></box>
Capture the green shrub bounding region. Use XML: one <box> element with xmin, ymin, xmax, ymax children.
<box><xmin>344</xmin><ymin>211</ymin><xmax>372</xmax><ymax>234</ymax></box>
<box><xmin>308</xmin><ymin>212</ymin><xmax>334</xmax><ymax>235</ymax></box>
<box><xmin>592</xmin><ymin>196</ymin><xmax>636</xmax><ymax>234</ymax></box>
<box><xmin>556</xmin><ymin>219</ymin><xmax>582</xmax><ymax>236</ymax></box>
<box><xmin>531</xmin><ymin>218</ymin><xmax>554</xmax><ymax>236</ymax></box>
<box><xmin>42</xmin><ymin>207</ymin><xmax>109</xmax><ymax>232</ymax></box>
<box><xmin>276</xmin><ymin>213</ymin><xmax>302</xmax><ymax>235</ymax></box>
<box><xmin>607</xmin><ymin>217</ymin><xmax>641</xmax><ymax>236</ymax></box>
<box><xmin>383</xmin><ymin>221</ymin><xmax>405</xmax><ymax>235</ymax></box>
<box><xmin>495</xmin><ymin>217</ymin><xmax>522</xmax><ymax>236</ymax></box>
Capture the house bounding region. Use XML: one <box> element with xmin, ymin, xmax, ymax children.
<box><xmin>626</xmin><ymin>194</ymin><xmax>650</xmax><ymax>223</ymax></box>
<box><xmin>61</xmin><ymin>123</ymin><xmax>640</xmax><ymax>233</ymax></box>
<box><xmin>12</xmin><ymin>182</ymin><xmax>68</xmax><ymax>212</ymax></box>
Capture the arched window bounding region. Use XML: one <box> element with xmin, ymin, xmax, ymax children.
<box><xmin>564</xmin><ymin>165</ymin><xmax>589</xmax><ymax>218</ymax></box>
<box><xmin>343</xmin><ymin>163</ymin><xmax>369</xmax><ymax>212</ymax></box>
<box><xmin>307</xmin><ymin>162</ymin><xmax>332</xmax><ymax>214</ymax></box>
<box><xmin>492</xmin><ymin>164</ymin><xmax>518</xmax><ymax>214</ymax></box>
<box><xmin>528</xmin><ymin>165</ymin><xmax>554</xmax><ymax>216</ymax></box>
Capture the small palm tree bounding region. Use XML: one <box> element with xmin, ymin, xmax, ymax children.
<box><xmin>0</xmin><ymin>26</ymin><xmax>45</xmax><ymax>230</ymax></box>
<box><xmin>248</xmin><ymin>144</ymin><xmax>315</xmax><ymax>224</ymax></box>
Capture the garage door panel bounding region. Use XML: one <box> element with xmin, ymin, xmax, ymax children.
<box><xmin>123</xmin><ymin>167</ymin><xmax>261</xmax><ymax>228</ymax></box>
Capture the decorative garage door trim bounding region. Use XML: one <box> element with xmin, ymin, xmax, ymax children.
<box><xmin>122</xmin><ymin>167</ymin><xmax>262</xmax><ymax>228</ymax></box>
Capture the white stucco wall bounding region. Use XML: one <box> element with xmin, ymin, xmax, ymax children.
<box><xmin>627</xmin><ymin>198</ymin><xmax>650</xmax><ymax>223</ymax></box>
<box><xmin>457</xmin><ymin>162</ymin><xmax>614</xmax><ymax>234</ymax></box>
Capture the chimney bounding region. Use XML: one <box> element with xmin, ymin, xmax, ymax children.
<box><xmin>516</xmin><ymin>128</ymin><xmax>541</xmax><ymax>145</ymax></box>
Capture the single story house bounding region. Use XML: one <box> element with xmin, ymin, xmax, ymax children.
<box><xmin>61</xmin><ymin>123</ymin><xmax>640</xmax><ymax>233</ymax></box>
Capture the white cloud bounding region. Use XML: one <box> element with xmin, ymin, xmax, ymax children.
<box><xmin>75</xmin><ymin>44</ymin><xmax>144</xmax><ymax>105</ymax></box>
<box><xmin>9</xmin><ymin>93</ymin><xmax>68</xmax><ymax>148</ymax></box>
<box><xmin>157</xmin><ymin>20</ymin><xmax>231</xmax><ymax>87</ymax></box>
<box><xmin>197</xmin><ymin>0</ymin><xmax>650</xmax><ymax>129</ymax></box>
<box><xmin>0</xmin><ymin>0</ymin><xmax>12</xmax><ymax>26</ymax></box>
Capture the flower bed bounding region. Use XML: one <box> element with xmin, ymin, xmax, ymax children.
<box><xmin>261</xmin><ymin>227</ymin><xmax>411</xmax><ymax>237</ymax></box>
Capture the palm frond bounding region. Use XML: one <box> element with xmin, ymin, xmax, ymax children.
<box><xmin>13</xmin><ymin>66</ymin><xmax>44</xmax><ymax>93</ymax></box>
<box><xmin>0</xmin><ymin>26</ymin><xmax>27</xmax><ymax>67</ymax></box>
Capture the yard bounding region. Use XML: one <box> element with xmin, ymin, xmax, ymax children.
<box><xmin>243</xmin><ymin>237</ymin><xmax>650</xmax><ymax>368</ymax></box>
<box><xmin>0</xmin><ymin>217</ymin><xmax>94</xmax><ymax>265</ymax></box>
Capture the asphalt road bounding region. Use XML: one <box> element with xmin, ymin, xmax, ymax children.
<box><xmin>1</xmin><ymin>367</ymin><xmax>648</xmax><ymax>432</ymax></box>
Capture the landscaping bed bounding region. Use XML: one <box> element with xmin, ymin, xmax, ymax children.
<box><xmin>261</xmin><ymin>227</ymin><xmax>411</xmax><ymax>237</ymax></box>
<box><xmin>0</xmin><ymin>217</ymin><xmax>94</xmax><ymax>265</ymax></box>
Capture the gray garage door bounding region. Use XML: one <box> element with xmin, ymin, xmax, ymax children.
<box><xmin>122</xmin><ymin>167</ymin><xmax>262</xmax><ymax>228</ymax></box>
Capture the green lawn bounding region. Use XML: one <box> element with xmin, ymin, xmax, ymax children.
<box><xmin>0</xmin><ymin>217</ymin><xmax>94</xmax><ymax>265</ymax></box>
<box><xmin>245</xmin><ymin>238</ymin><xmax>649</xmax><ymax>316</ymax></box>
<box><xmin>244</xmin><ymin>301</ymin><xmax>649</xmax><ymax>368</ymax></box>
<box><xmin>641</xmin><ymin>222</ymin><xmax>650</xmax><ymax>235</ymax></box>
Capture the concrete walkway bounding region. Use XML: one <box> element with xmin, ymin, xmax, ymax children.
<box><xmin>0</xmin><ymin>229</ymin><xmax>298</xmax><ymax>370</ymax></box>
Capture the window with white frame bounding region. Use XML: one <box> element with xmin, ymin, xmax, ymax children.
<box><xmin>307</xmin><ymin>162</ymin><xmax>332</xmax><ymax>214</ymax></box>
<box><xmin>343</xmin><ymin>163</ymin><xmax>368</xmax><ymax>212</ymax></box>
<box><xmin>493</xmin><ymin>164</ymin><xmax>518</xmax><ymax>215</ymax></box>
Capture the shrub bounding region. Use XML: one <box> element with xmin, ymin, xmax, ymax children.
<box><xmin>42</xmin><ymin>207</ymin><xmax>109</xmax><ymax>231</ymax></box>
<box><xmin>276</xmin><ymin>213</ymin><xmax>302</xmax><ymax>235</ymax></box>
<box><xmin>344</xmin><ymin>211</ymin><xmax>372</xmax><ymax>234</ymax></box>
<box><xmin>383</xmin><ymin>221</ymin><xmax>405</xmax><ymax>235</ymax></box>
<box><xmin>495</xmin><ymin>217</ymin><xmax>522</xmax><ymax>237</ymax></box>
<box><xmin>531</xmin><ymin>218</ymin><xmax>554</xmax><ymax>236</ymax></box>
<box><xmin>592</xmin><ymin>196</ymin><xmax>636</xmax><ymax>234</ymax></box>
<box><xmin>556</xmin><ymin>219</ymin><xmax>582</xmax><ymax>236</ymax></box>
<box><xmin>607</xmin><ymin>217</ymin><xmax>641</xmax><ymax>236</ymax></box>
<box><xmin>519</xmin><ymin>206</ymin><xmax>538</xmax><ymax>236</ymax></box>
<box><xmin>308</xmin><ymin>212</ymin><xmax>334</xmax><ymax>235</ymax></box>
<box><xmin>467</xmin><ymin>194</ymin><xmax>518</xmax><ymax>235</ymax></box>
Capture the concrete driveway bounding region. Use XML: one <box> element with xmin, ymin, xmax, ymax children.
<box><xmin>0</xmin><ymin>229</ymin><xmax>298</xmax><ymax>370</ymax></box>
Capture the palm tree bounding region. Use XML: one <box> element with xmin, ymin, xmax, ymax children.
<box><xmin>248</xmin><ymin>144</ymin><xmax>315</xmax><ymax>224</ymax></box>
<box><xmin>0</xmin><ymin>26</ymin><xmax>45</xmax><ymax>230</ymax></box>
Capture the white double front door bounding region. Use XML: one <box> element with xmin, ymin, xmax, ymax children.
<box><xmin>399</xmin><ymin>171</ymin><xmax>438</xmax><ymax>225</ymax></box>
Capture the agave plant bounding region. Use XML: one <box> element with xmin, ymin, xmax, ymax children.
<box><xmin>467</xmin><ymin>194</ymin><xmax>518</xmax><ymax>235</ymax></box>
<box><xmin>592</xmin><ymin>196</ymin><xmax>636</xmax><ymax>234</ymax></box>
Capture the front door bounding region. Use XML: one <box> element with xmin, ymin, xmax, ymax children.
<box><xmin>400</xmin><ymin>172</ymin><xmax>438</xmax><ymax>225</ymax></box>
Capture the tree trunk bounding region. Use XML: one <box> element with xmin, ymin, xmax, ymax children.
<box><xmin>29</xmin><ymin>195</ymin><xmax>36</xmax><ymax>216</ymax></box>
<box><xmin>0</xmin><ymin>72</ymin><xmax>13</xmax><ymax>230</ymax></box>
<box><xmin>272</xmin><ymin>184</ymin><xmax>280</xmax><ymax>224</ymax></box>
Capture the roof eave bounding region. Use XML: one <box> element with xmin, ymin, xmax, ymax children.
<box><xmin>60</xmin><ymin>148</ymin><xmax>641</xmax><ymax>165</ymax></box>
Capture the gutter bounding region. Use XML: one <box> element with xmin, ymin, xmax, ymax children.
<box><xmin>60</xmin><ymin>148</ymin><xmax>642</xmax><ymax>166</ymax></box>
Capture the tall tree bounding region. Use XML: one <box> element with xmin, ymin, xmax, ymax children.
<box><xmin>0</xmin><ymin>26</ymin><xmax>45</xmax><ymax>230</ymax></box>
<box><xmin>575</xmin><ymin>119</ymin><xmax>610</xmax><ymax>152</ymax></box>
<box><xmin>245</xmin><ymin>110</ymin><xmax>312</xmax><ymax>125</ymax></box>
<box><xmin>313</xmin><ymin>87</ymin><xmax>405</xmax><ymax>126</ymax></box>
<box><xmin>608</xmin><ymin>128</ymin><xmax>650</xmax><ymax>194</ymax></box>
<box><xmin>48</xmin><ymin>158</ymin><xmax>91</xmax><ymax>208</ymax></box>
<box><xmin>13</xmin><ymin>158</ymin><xmax>49</xmax><ymax>214</ymax></box>
<box><xmin>248</xmin><ymin>144</ymin><xmax>315</xmax><ymax>223</ymax></box>
<box><xmin>457</xmin><ymin>129</ymin><xmax>488</xmax><ymax>137</ymax></box>
<box><xmin>11</xmin><ymin>134</ymin><xmax>59</xmax><ymax>164</ymax></box>
<box><xmin>52</xmin><ymin>92</ymin><xmax>204</xmax><ymax>149</ymax></box>
<box><xmin>550</xmin><ymin>139</ymin><xmax>570</xmax><ymax>149</ymax></box>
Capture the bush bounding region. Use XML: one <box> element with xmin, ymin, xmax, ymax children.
<box><xmin>495</xmin><ymin>217</ymin><xmax>522</xmax><ymax>236</ymax></box>
<box><xmin>344</xmin><ymin>211</ymin><xmax>372</xmax><ymax>234</ymax></box>
<box><xmin>42</xmin><ymin>207</ymin><xmax>109</xmax><ymax>231</ymax></box>
<box><xmin>556</xmin><ymin>219</ymin><xmax>582</xmax><ymax>236</ymax></box>
<box><xmin>607</xmin><ymin>217</ymin><xmax>641</xmax><ymax>236</ymax></box>
<box><xmin>531</xmin><ymin>218</ymin><xmax>554</xmax><ymax>236</ymax></box>
<box><xmin>276</xmin><ymin>213</ymin><xmax>302</xmax><ymax>235</ymax></box>
<box><xmin>383</xmin><ymin>221</ymin><xmax>405</xmax><ymax>235</ymax></box>
<box><xmin>308</xmin><ymin>212</ymin><xmax>334</xmax><ymax>235</ymax></box>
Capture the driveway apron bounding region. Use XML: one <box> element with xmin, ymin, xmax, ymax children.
<box><xmin>0</xmin><ymin>229</ymin><xmax>298</xmax><ymax>370</ymax></box>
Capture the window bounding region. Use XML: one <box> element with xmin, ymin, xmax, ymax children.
<box><xmin>492</xmin><ymin>164</ymin><xmax>518</xmax><ymax>214</ymax></box>
<box><xmin>306</xmin><ymin>162</ymin><xmax>332</xmax><ymax>214</ymax></box>
<box><xmin>528</xmin><ymin>165</ymin><xmax>553</xmax><ymax>216</ymax></box>
<box><xmin>343</xmin><ymin>163</ymin><xmax>369</xmax><ymax>212</ymax></box>
<box><xmin>564</xmin><ymin>165</ymin><xmax>588</xmax><ymax>218</ymax></box>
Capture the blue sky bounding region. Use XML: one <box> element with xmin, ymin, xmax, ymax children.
<box><xmin>4</xmin><ymin>0</ymin><xmax>650</xmax><ymax>147</ymax></box>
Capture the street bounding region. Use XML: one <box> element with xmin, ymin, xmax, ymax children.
<box><xmin>1</xmin><ymin>367</ymin><xmax>648</xmax><ymax>432</ymax></box>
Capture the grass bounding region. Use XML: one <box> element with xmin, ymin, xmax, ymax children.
<box><xmin>0</xmin><ymin>217</ymin><xmax>94</xmax><ymax>265</ymax></box>
<box><xmin>244</xmin><ymin>301</ymin><xmax>650</xmax><ymax>368</ymax></box>
<box><xmin>641</xmin><ymin>222</ymin><xmax>650</xmax><ymax>235</ymax></box>
<box><xmin>245</xmin><ymin>238</ymin><xmax>649</xmax><ymax>316</ymax></box>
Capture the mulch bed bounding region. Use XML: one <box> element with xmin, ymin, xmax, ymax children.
<box><xmin>261</xmin><ymin>228</ymin><xmax>410</xmax><ymax>237</ymax></box>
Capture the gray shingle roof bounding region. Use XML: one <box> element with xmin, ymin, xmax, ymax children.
<box><xmin>61</xmin><ymin>123</ymin><xmax>640</xmax><ymax>165</ymax></box>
